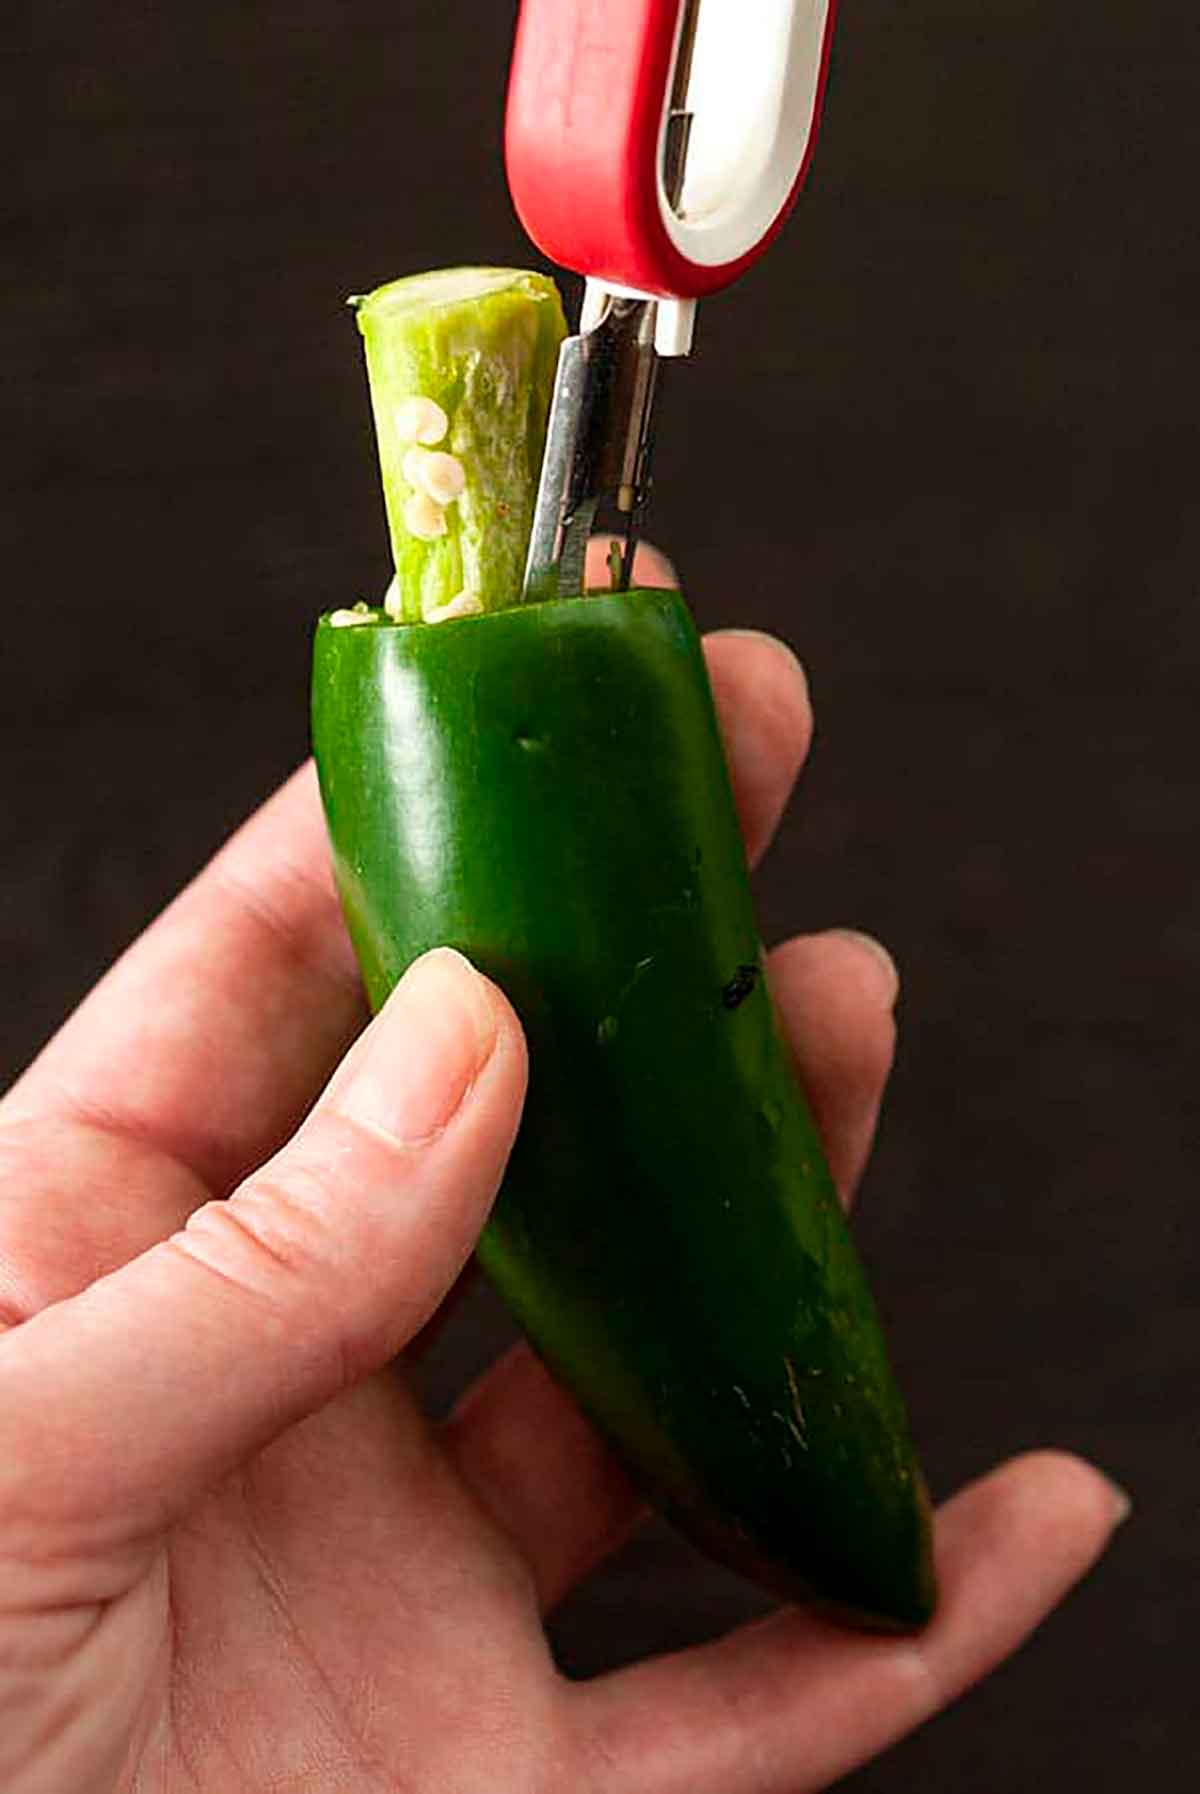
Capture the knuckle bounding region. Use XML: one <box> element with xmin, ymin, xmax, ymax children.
<box><xmin>172</xmin><ymin>1119</ymin><xmax>403</xmax><ymax>1385</ymax></box>
<box><xmin>177</xmin><ymin>1167</ymin><xmax>336</xmax><ymax>1307</ymax></box>
<box><xmin>169</xmin><ymin>1193</ymin><xmax>361</xmax><ymax>1398</ymax></box>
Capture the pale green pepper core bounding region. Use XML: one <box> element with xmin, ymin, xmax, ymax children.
<box><xmin>353</xmin><ymin>268</ymin><xmax>568</xmax><ymax>624</ymax></box>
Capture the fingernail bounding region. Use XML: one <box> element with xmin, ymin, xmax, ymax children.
<box><xmin>343</xmin><ymin>948</ymin><xmax>499</xmax><ymax>1144</ymax></box>
<box><xmin>828</xmin><ymin>928</ymin><xmax>901</xmax><ymax>1008</ymax></box>
<box><xmin>1104</xmin><ymin>1477</ymin><xmax>1133</xmax><ymax>1527</ymax></box>
<box><xmin>707</xmin><ymin>628</ymin><xmax>809</xmax><ymax>693</ymax></box>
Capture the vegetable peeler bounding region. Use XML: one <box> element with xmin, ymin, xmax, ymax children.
<box><xmin>506</xmin><ymin>0</ymin><xmax>839</xmax><ymax>601</ymax></box>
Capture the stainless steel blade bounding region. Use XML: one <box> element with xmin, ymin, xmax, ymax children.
<box><xmin>522</xmin><ymin>295</ymin><xmax>659</xmax><ymax>603</ymax></box>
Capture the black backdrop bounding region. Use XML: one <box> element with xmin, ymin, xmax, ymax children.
<box><xmin>8</xmin><ymin>2</ymin><xmax>1196</xmax><ymax>1787</ymax></box>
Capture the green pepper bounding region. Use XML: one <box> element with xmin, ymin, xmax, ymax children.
<box><xmin>312</xmin><ymin>270</ymin><xmax>936</xmax><ymax>1630</ymax></box>
<box><xmin>351</xmin><ymin>267</ymin><xmax>566</xmax><ymax>623</ymax></box>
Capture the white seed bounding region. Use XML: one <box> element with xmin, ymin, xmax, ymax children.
<box><xmin>403</xmin><ymin>446</ymin><xmax>466</xmax><ymax>507</ymax></box>
<box><xmin>418</xmin><ymin>450</ymin><xmax>466</xmax><ymax>506</ymax></box>
<box><xmin>382</xmin><ymin>575</ymin><xmax>403</xmax><ymax>619</ymax></box>
<box><xmin>329</xmin><ymin>607</ymin><xmax>373</xmax><ymax>628</ymax></box>
<box><xmin>423</xmin><ymin>590</ymin><xmax>483</xmax><ymax>625</ymax></box>
<box><xmin>403</xmin><ymin>491</ymin><xmax>448</xmax><ymax>540</ymax></box>
<box><xmin>394</xmin><ymin>395</ymin><xmax>448</xmax><ymax>446</ymax></box>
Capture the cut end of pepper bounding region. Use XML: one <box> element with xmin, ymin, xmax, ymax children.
<box><xmin>353</xmin><ymin>267</ymin><xmax>567</xmax><ymax>626</ymax></box>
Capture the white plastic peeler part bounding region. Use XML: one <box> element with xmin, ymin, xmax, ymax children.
<box><xmin>652</xmin><ymin>296</ymin><xmax>697</xmax><ymax>357</ymax></box>
<box><xmin>580</xmin><ymin>279</ymin><xmax>696</xmax><ymax>358</ymax></box>
<box><xmin>658</xmin><ymin>0</ymin><xmax>831</xmax><ymax>270</ymax></box>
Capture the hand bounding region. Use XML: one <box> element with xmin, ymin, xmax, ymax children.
<box><xmin>0</xmin><ymin>554</ymin><xmax>1124</xmax><ymax>1793</ymax></box>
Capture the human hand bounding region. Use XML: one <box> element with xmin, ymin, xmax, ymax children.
<box><xmin>0</xmin><ymin>559</ymin><xmax>1125</xmax><ymax>1792</ymax></box>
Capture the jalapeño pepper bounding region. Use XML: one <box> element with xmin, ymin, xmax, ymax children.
<box><xmin>311</xmin><ymin>269</ymin><xmax>935</xmax><ymax>1629</ymax></box>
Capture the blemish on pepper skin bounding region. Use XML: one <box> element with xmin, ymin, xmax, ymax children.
<box><xmin>597</xmin><ymin>1015</ymin><xmax>619</xmax><ymax>1045</ymax></box>
<box><xmin>773</xmin><ymin>1409</ymin><xmax>806</xmax><ymax>1454</ymax></box>
<box><xmin>760</xmin><ymin>1098</ymin><xmax>783</xmax><ymax>1135</ymax></box>
<box><xmin>612</xmin><ymin>955</ymin><xmax>655</xmax><ymax>1015</ymax></box>
<box><xmin>783</xmin><ymin>1356</ymin><xmax>809</xmax><ymax>1448</ymax></box>
<box><xmin>722</xmin><ymin>963</ymin><xmax>760</xmax><ymax>1009</ymax></box>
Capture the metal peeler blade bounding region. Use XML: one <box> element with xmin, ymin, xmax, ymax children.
<box><xmin>522</xmin><ymin>293</ymin><xmax>660</xmax><ymax>604</ymax></box>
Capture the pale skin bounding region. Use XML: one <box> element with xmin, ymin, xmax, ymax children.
<box><xmin>0</xmin><ymin>546</ymin><xmax>1125</xmax><ymax>1792</ymax></box>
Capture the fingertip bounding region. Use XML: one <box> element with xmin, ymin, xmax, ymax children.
<box><xmin>702</xmin><ymin>631</ymin><xmax>813</xmax><ymax>867</ymax></box>
<box><xmin>823</xmin><ymin>928</ymin><xmax>901</xmax><ymax>1011</ymax></box>
<box><xmin>406</xmin><ymin>947</ymin><xmax>525</xmax><ymax>1058</ymax></box>
<box><xmin>329</xmin><ymin>947</ymin><xmax>526</xmax><ymax>1154</ymax></box>
<box><xmin>629</xmin><ymin>540</ymin><xmax>678</xmax><ymax>588</ymax></box>
<box><xmin>1105</xmin><ymin>1478</ymin><xmax>1134</xmax><ymax>1528</ymax></box>
<box><xmin>429</xmin><ymin>953</ymin><xmax>530</xmax><ymax>1166</ymax></box>
<box><xmin>767</xmin><ymin>932</ymin><xmax>898</xmax><ymax>1205</ymax></box>
<box><xmin>705</xmin><ymin>627</ymin><xmax>810</xmax><ymax>704</ymax></box>
<box><xmin>472</xmin><ymin>966</ymin><xmax>530</xmax><ymax>1112</ymax></box>
<box><xmin>987</xmin><ymin>1448</ymin><xmax>1133</xmax><ymax>1544</ymax></box>
<box><xmin>397</xmin><ymin>945</ymin><xmax>498</xmax><ymax>1033</ymax></box>
<box><xmin>428</xmin><ymin>948</ymin><xmax>527</xmax><ymax>1074</ymax></box>
<box><xmin>379</xmin><ymin>948</ymin><xmax>524</xmax><ymax>1057</ymax></box>
<box><xmin>888</xmin><ymin>1448</ymin><xmax>1132</xmax><ymax>1725</ymax></box>
<box><xmin>703</xmin><ymin>629</ymin><xmax>811</xmax><ymax>730</ymax></box>
<box><xmin>934</xmin><ymin>1448</ymin><xmax>1131</xmax><ymax>1622</ymax></box>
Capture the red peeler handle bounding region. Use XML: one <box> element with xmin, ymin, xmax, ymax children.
<box><xmin>505</xmin><ymin>0</ymin><xmax>838</xmax><ymax>301</ymax></box>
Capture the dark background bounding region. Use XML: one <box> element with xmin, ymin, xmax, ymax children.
<box><xmin>8</xmin><ymin>1</ymin><xmax>1195</xmax><ymax>1786</ymax></box>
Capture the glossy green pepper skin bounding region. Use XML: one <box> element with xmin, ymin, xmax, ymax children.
<box><xmin>312</xmin><ymin>588</ymin><xmax>935</xmax><ymax>1629</ymax></box>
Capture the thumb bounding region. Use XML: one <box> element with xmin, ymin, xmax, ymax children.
<box><xmin>0</xmin><ymin>948</ymin><xmax>526</xmax><ymax>1570</ymax></box>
